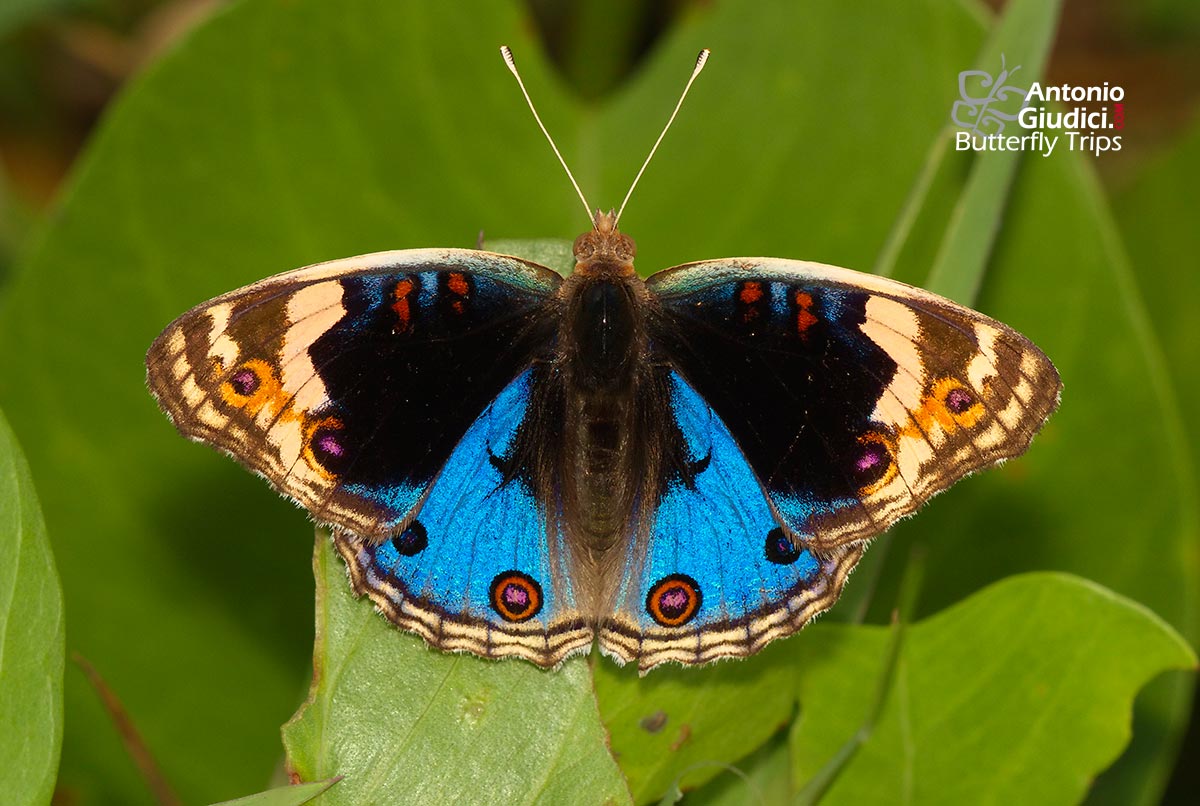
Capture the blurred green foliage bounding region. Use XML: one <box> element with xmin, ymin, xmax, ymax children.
<box><xmin>0</xmin><ymin>0</ymin><xmax>1197</xmax><ymax>804</ymax></box>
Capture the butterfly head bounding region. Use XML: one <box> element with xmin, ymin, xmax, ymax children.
<box><xmin>574</xmin><ymin>210</ymin><xmax>637</xmax><ymax>275</ymax></box>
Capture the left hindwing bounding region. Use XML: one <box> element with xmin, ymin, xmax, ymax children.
<box><xmin>647</xmin><ymin>258</ymin><xmax>1062</xmax><ymax>550</ymax></box>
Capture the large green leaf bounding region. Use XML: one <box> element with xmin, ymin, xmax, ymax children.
<box><xmin>594</xmin><ymin>642</ymin><xmax>799</xmax><ymax>802</ymax></box>
<box><xmin>789</xmin><ymin>574</ymin><xmax>1196</xmax><ymax>805</ymax></box>
<box><xmin>0</xmin><ymin>410</ymin><xmax>64</xmax><ymax>806</ymax></box>
<box><xmin>210</xmin><ymin>778</ymin><xmax>340</xmax><ymax>806</ymax></box>
<box><xmin>1108</xmin><ymin>115</ymin><xmax>1200</xmax><ymax>806</ymax></box>
<box><xmin>282</xmin><ymin>534</ymin><xmax>630</xmax><ymax>806</ymax></box>
<box><xmin>0</xmin><ymin>0</ymin><xmax>1194</xmax><ymax>803</ymax></box>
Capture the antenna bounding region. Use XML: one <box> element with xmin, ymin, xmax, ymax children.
<box><xmin>615</xmin><ymin>48</ymin><xmax>710</xmax><ymax>226</ymax></box>
<box><xmin>500</xmin><ymin>45</ymin><xmax>594</xmax><ymax>225</ymax></box>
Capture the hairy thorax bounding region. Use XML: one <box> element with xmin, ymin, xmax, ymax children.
<box><xmin>558</xmin><ymin>221</ymin><xmax>653</xmax><ymax>568</ymax></box>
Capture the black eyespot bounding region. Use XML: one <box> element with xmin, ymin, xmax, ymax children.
<box><xmin>765</xmin><ymin>527</ymin><xmax>802</xmax><ymax>564</ymax></box>
<box><xmin>392</xmin><ymin>521</ymin><xmax>427</xmax><ymax>556</ymax></box>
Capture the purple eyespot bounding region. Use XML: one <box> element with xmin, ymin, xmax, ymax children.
<box><xmin>646</xmin><ymin>574</ymin><xmax>702</xmax><ymax>627</ymax></box>
<box><xmin>946</xmin><ymin>387</ymin><xmax>974</xmax><ymax>414</ymax></box>
<box><xmin>490</xmin><ymin>571</ymin><xmax>542</xmax><ymax>622</ymax></box>
<box><xmin>316</xmin><ymin>433</ymin><xmax>344</xmax><ymax>457</ymax></box>
<box><xmin>229</xmin><ymin>368</ymin><xmax>259</xmax><ymax>396</ymax></box>
<box><xmin>853</xmin><ymin>439</ymin><xmax>891</xmax><ymax>485</ymax></box>
<box><xmin>856</xmin><ymin>443</ymin><xmax>888</xmax><ymax>471</ymax></box>
<box><xmin>503</xmin><ymin>585</ymin><xmax>529</xmax><ymax>608</ymax></box>
<box><xmin>309</xmin><ymin>422</ymin><xmax>348</xmax><ymax>472</ymax></box>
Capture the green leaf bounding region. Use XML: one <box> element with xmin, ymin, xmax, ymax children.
<box><xmin>210</xmin><ymin>778</ymin><xmax>341</xmax><ymax>806</ymax></box>
<box><xmin>791</xmin><ymin>573</ymin><xmax>1196</xmax><ymax>805</ymax></box>
<box><xmin>685</xmin><ymin>733</ymin><xmax>793</xmax><ymax>806</ymax></box>
<box><xmin>0</xmin><ymin>409</ymin><xmax>65</xmax><ymax>806</ymax></box>
<box><xmin>1102</xmin><ymin>115</ymin><xmax>1200</xmax><ymax>806</ymax></box>
<box><xmin>923</xmin><ymin>0</ymin><xmax>1060</xmax><ymax>304</ymax></box>
<box><xmin>594</xmin><ymin>642</ymin><xmax>798</xmax><ymax>801</ymax></box>
<box><xmin>281</xmin><ymin>533</ymin><xmax>630</xmax><ymax>806</ymax></box>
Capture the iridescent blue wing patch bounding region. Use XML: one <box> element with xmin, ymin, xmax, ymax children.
<box><xmin>147</xmin><ymin>249</ymin><xmax>560</xmax><ymax>541</ymax></box>
<box><xmin>648</xmin><ymin>258</ymin><xmax>1061</xmax><ymax>551</ymax></box>
<box><xmin>599</xmin><ymin>372</ymin><xmax>862</xmax><ymax>671</ymax></box>
<box><xmin>335</xmin><ymin>369</ymin><xmax>592</xmax><ymax>666</ymax></box>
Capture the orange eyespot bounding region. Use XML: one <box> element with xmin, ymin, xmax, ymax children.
<box><xmin>931</xmin><ymin>377</ymin><xmax>985</xmax><ymax>429</ymax></box>
<box><xmin>646</xmin><ymin>574</ymin><xmax>702</xmax><ymax>627</ymax></box>
<box><xmin>490</xmin><ymin>571</ymin><xmax>542</xmax><ymax>622</ymax></box>
<box><xmin>219</xmin><ymin>359</ymin><xmax>282</xmax><ymax>416</ymax></box>
<box><xmin>303</xmin><ymin>415</ymin><xmax>346</xmax><ymax>477</ymax></box>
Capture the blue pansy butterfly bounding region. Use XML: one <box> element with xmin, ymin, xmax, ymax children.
<box><xmin>146</xmin><ymin>49</ymin><xmax>1060</xmax><ymax>672</ymax></box>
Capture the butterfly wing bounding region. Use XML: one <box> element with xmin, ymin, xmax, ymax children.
<box><xmin>146</xmin><ymin>249</ymin><xmax>561</xmax><ymax>540</ymax></box>
<box><xmin>647</xmin><ymin>258</ymin><xmax>1062</xmax><ymax>551</ymax></box>
<box><xmin>599</xmin><ymin>371</ymin><xmax>863</xmax><ymax>672</ymax></box>
<box><xmin>334</xmin><ymin>367</ymin><xmax>593</xmax><ymax>666</ymax></box>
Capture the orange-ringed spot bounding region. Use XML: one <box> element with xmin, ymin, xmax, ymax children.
<box><xmin>228</xmin><ymin>366</ymin><xmax>260</xmax><ymax>396</ymax></box>
<box><xmin>930</xmin><ymin>377</ymin><xmax>985</xmax><ymax>429</ymax></box>
<box><xmin>490</xmin><ymin>571</ymin><xmax>542</xmax><ymax>622</ymax></box>
<box><xmin>218</xmin><ymin>359</ymin><xmax>279</xmax><ymax>414</ymax></box>
<box><xmin>646</xmin><ymin>574</ymin><xmax>702</xmax><ymax>627</ymax></box>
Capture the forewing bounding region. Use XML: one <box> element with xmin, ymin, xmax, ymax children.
<box><xmin>648</xmin><ymin>258</ymin><xmax>1061</xmax><ymax>550</ymax></box>
<box><xmin>146</xmin><ymin>249</ymin><xmax>561</xmax><ymax>540</ymax></box>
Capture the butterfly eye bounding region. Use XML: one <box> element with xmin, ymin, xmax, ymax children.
<box><xmin>764</xmin><ymin>527</ymin><xmax>802</xmax><ymax>565</ymax></box>
<box><xmin>490</xmin><ymin>571</ymin><xmax>543</xmax><ymax>622</ymax></box>
<box><xmin>646</xmin><ymin>574</ymin><xmax>702</xmax><ymax>627</ymax></box>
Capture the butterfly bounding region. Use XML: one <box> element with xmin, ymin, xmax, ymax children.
<box><xmin>145</xmin><ymin>48</ymin><xmax>1061</xmax><ymax>672</ymax></box>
